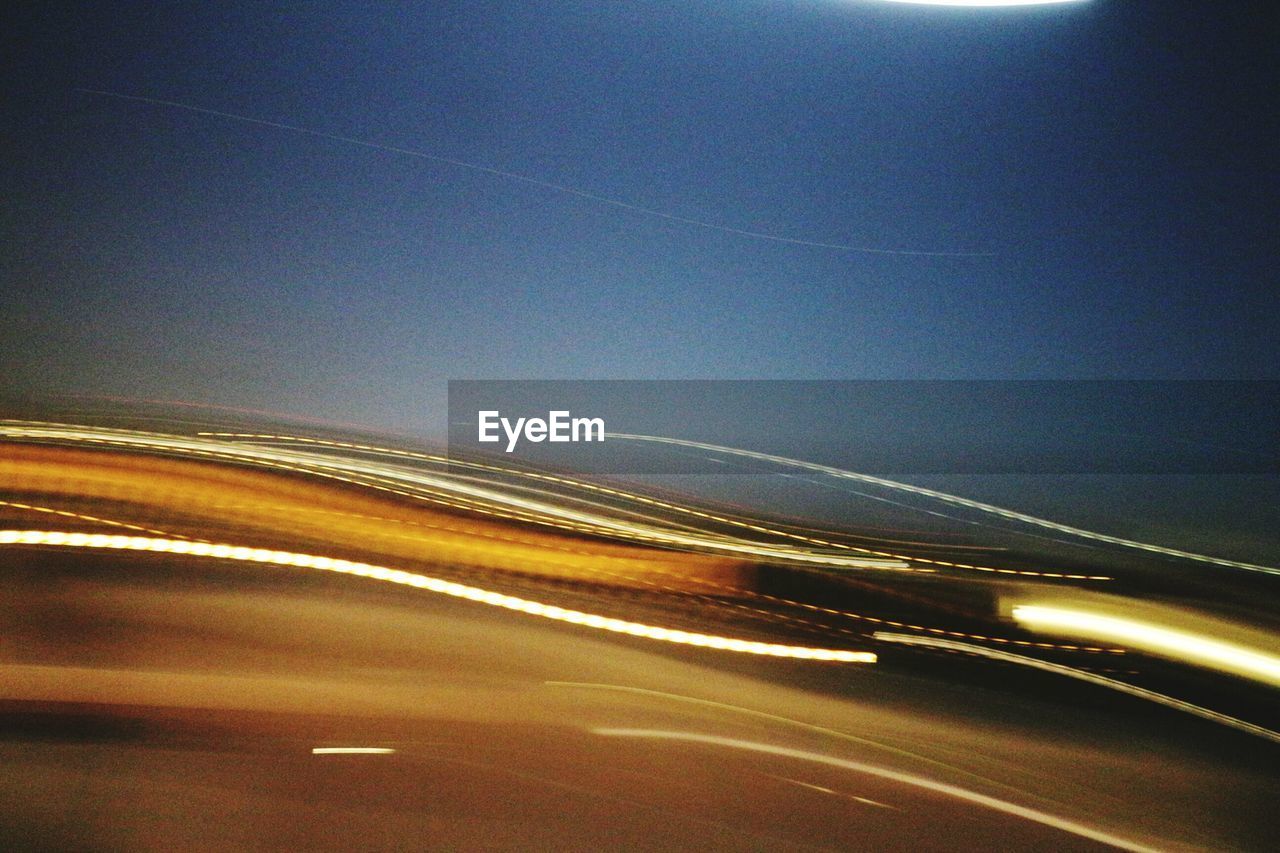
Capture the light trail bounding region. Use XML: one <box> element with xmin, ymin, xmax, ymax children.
<box><xmin>201</xmin><ymin>432</ymin><xmax>795</xmax><ymax>543</ymax></box>
<box><xmin>0</xmin><ymin>428</ymin><xmax>1131</xmax><ymax>658</ymax></box>
<box><xmin>590</xmin><ymin>729</ymin><xmax>1161</xmax><ymax>853</ymax></box>
<box><xmin>168</xmin><ymin>435</ymin><xmax>1127</xmax><ymax>654</ymax></box>
<box><xmin>0</xmin><ymin>439</ymin><xmax>754</xmax><ymax>592</ymax></box>
<box><xmin>549</xmin><ymin>681</ymin><xmax>940</xmax><ymax>763</ymax></box>
<box><xmin>610</xmin><ymin>433</ymin><xmax>1280</xmax><ymax>577</ymax></box>
<box><xmin>0</xmin><ymin>422</ymin><xmax>913</xmax><ymax>572</ymax></box>
<box><xmin>201</xmin><ymin>431</ymin><xmax>992</xmax><ymax>549</ymax></box>
<box><xmin>198</xmin><ymin>429</ymin><xmax>1107</xmax><ymax>582</ymax></box>
<box><xmin>311</xmin><ymin>747</ymin><xmax>396</xmax><ymax>755</ymax></box>
<box><xmin>5</xmin><ymin>422</ymin><xmax>1090</xmax><ymax>578</ymax></box>
<box><xmin>873</xmin><ymin>631</ymin><xmax>1280</xmax><ymax>745</ymax></box>
<box><xmin>546</xmin><ymin>681</ymin><xmax>1045</xmax><ymax>799</ymax></box>
<box><xmin>202</xmin><ymin>431</ymin><xmax>948</xmax><ymax>554</ymax></box>
<box><xmin>0</xmin><ymin>530</ymin><xmax>876</xmax><ymax>663</ymax></box>
<box><xmin>766</xmin><ymin>775</ymin><xmax>895</xmax><ymax>809</ymax></box>
<box><xmin>75</xmin><ymin>89</ymin><xmax>990</xmax><ymax>258</ymax></box>
<box><xmin>1010</xmin><ymin>605</ymin><xmax>1280</xmax><ymax>688</ymax></box>
<box><xmin>0</xmin><ymin>498</ymin><xmax>192</xmax><ymax>539</ymax></box>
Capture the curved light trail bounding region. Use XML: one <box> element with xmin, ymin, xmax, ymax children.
<box><xmin>0</xmin><ymin>530</ymin><xmax>876</xmax><ymax>663</ymax></box>
<box><xmin>873</xmin><ymin>631</ymin><xmax>1280</xmax><ymax>745</ymax></box>
<box><xmin>3</xmin><ymin>422</ymin><xmax>1114</xmax><ymax>580</ymax></box>
<box><xmin>0</xmin><ymin>422</ymin><xmax>912</xmax><ymax>572</ymax></box>
<box><xmin>197</xmin><ymin>429</ymin><xmax>1106</xmax><ymax>582</ymax></box>
<box><xmin>590</xmin><ymin>728</ymin><xmax>1161</xmax><ymax>853</ymax></box>
<box><xmin>610</xmin><ymin>433</ymin><xmax>1280</xmax><ymax>577</ymax></box>
<box><xmin>546</xmin><ymin>681</ymin><xmax>1039</xmax><ymax>798</ymax></box>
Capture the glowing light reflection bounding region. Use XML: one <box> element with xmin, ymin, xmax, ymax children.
<box><xmin>878</xmin><ymin>1</ymin><xmax>1086</xmax><ymax>7</ymax></box>
<box><xmin>1012</xmin><ymin>605</ymin><xmax>1280</xmax><ymax>688</ymax></box>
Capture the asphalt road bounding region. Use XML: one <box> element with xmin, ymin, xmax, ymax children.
<box><xmin>2</xmin><ymin>548</ymin><xmax>1277</xmax><ymax>852</ymax></box>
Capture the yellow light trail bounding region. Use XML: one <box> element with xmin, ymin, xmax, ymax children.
<box><xmin>0</xmin><ymin>498</ymin><xmax>191</xmax><ymax>539</ymax></box>
<box><xmin>198</xmin><ymin>431</ymin><xmax>994</xmax><ymax>551</ymax></box>
<box><xmin>5</xmin><ymin>422</ymin><xmax>1112</xmax><ymax>580</ymax></box>
<box><xmin>590</xmin><ymin>729</ymin><xmax>1161</xmax><ymax>853</ymax></box>
<box><xmin>0</xmin><ymin>423</ymin><xmax>912</xmax><ymax>572</ymax></box>
<box><xmin>0</xmin><ymin>530</ymin><xmax>876</xmax><ymax>663</ymax></box>
<box><xmin>0</xmin><ymin>440</ymin><xmax>749</xmax><ymax>592</ymax></box>
<box><xmin>1011</xmin><ymin>605</ymin><xmax>1280</xmax><ymax>688</ymax></box>
<box><xmin>6</xmin><ymin>427</ymin><xmax>1115</xmax><ymax>657</ymax></box>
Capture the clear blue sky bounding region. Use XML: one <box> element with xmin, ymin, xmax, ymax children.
<box><xmin>3</xmin><ymin>1</ymin><xmax>1276</xmax><ymax>432</ymax></box>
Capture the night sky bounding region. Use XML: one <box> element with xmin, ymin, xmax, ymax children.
<box><xmin>3</xmin><ymin>1</ymin><xmax>1277</xmax><ymax>433</ymax></box>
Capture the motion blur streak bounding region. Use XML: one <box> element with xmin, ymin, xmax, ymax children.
<box><xmin>0</xmin><ymin>531</ymin><xmax>876</xmax><ymax>663</ymax></box>
<box><xmin>0</xmin><ymin>498</ymin><xmax>189</xmax><ymax>538</ymax></box>
<box><xmin>0</xmin><ymin>423</ymin><xmax>911</xmax><ymax>572</ymax></box>
<box><xmin>611</xmin><ymin>433</ymin><xmax>1280</xmax><ymax>577</ymax></box>
<box><xmin>873</xmin><ymin>632</ymin><xmax>1280</xmax><ymax>745</ymax></box>
<box><xmin>590</xmin><ymin>729</ymin><xmax>1161</xmax><ymax>853</ymax></box>
<box><xmin>311</xmin><ymin>748</ymin><xmax>396</xmax><ymax>755</ymax></box>
<box><xmin>1012</xmin><ymin>605</ymin><xmax>1280</xmax><ymax>688</ymax></box>
<box><xmin>9</xmin><ymin>421</ymin><xmax>1117</xmax><ymax>580</ymax></box>
<box><xmin>0</xmin><ymin>440</ymin><xmax>753</xmax><ymax>590</ymax></box>
<box><xmin>205</xmin><ymin>430</ymin><xmax>967</xmax><ymax>573</ymax></box>
<box><xmin>546</xmin><ymin>681</ymin><xmax>1027</xmax><ymax>794</ymax></box>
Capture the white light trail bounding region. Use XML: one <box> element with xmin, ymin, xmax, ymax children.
<box><xmin>609</xmin><ymin>433</ymin><xmax>1280</xmax><ymax>577</ymax></box>
<box><xmin>874</xmin><ymin>631</ymin><xmax>1280</xmax><ymax>745</ymax></box>
<box><xmin>590</xmin><ymin>729</ymin><xmax>1161</xmax><ymax>853</ymax></box>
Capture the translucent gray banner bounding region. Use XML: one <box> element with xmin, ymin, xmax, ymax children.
<box><xmin>447</xmin><ymin>380</ymin><xmax>1280</xmax><ymax>475</ymax></box>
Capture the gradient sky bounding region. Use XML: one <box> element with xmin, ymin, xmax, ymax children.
<box><xmin>3</xmin><ymin>1</ymin><xmax>1277</xmax><ymax>433</ymax></box>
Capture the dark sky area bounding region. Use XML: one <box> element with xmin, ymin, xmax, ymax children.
<box><xmin>3</xmin><ymin>1</ymin><xmax>1276</xmax><ymax>433</ymax></box>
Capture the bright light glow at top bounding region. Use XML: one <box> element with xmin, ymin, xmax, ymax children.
<box><xmin>877</xmin><ymin>0</ymin><xmax>1087</xmax><ymax>7</ymax></box>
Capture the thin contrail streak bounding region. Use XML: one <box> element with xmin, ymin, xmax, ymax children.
<box><xmin>75</xmin><ymin>88</ymin><xmax>992</xmax><ymax>258</ymax></box>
